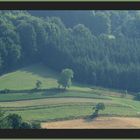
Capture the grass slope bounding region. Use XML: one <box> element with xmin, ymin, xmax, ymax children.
<box><xmin>0</xmin><ymin>64</ymin><xmax>58</xmax><ymax>90</ymax></box>
<box><xmin>0</xmin><ymin>63</ymin><xmax>140</xmax><ymax>122</ymax></box>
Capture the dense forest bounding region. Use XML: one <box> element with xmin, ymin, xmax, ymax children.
<box><xmin>0</xmin><ymin>10</ymin><xmax>140</xmax><ymax>92</ymax></box>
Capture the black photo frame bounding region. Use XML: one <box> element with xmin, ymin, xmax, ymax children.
<box><xmin>0</xmin><ymin>1</ymin><xmax>140</xmax><ymax>138</ymax></box>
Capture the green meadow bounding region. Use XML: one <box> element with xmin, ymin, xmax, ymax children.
<box><xmin>0</xmin><ymin>64</ymin><xmax>140</xmax><ymax>123</ymax></box>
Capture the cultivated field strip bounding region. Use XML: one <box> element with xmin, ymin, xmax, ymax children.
<box><xmin>42</xmin><ymin>117</ymin><xmax>140</xmax><ymax>129</ymax></box>
<box><xmin>8</xmin><ymin>104</ymin><xmax>138</xmax><ymax>122</ymax></box>
<box><xmin>0</xmin><ymin>90</ymin><xmax>109</xmax><ymax>102</ymax></box>
<box><xmin>2</xmin><ymin>102</ymin><xmax>130</xmax><ymax>111</ymax></box>
<box><xmin>0</xmin><ymin>64</ymin><xmax>140</xmax><ymax>124</ymax></box>
<box><xmin>0</xmin><ymin>97</ymin><xmax>113</xmax><ymax>107</ymax></box>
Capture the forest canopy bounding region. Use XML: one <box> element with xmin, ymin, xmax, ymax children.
<box><xmin>0</xmin><ymin>10</ymin><xmax>140</xmax><ymax>92</ymax></box>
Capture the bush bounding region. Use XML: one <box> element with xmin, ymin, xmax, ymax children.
<box><xmin>20</xmin><ymin>122</ymin><xmax>32</xmax><ymax>129</ymax></box>
<box><xmin>91</xmin><ymin>111</ymin><xmax>98</xmax><ymax>118</ymax></box>
<box><xmin>92</xmin><ymin>103</ymin><xmax>105</xmax><ymax>118</ymax></box>
<box><xmin>6</xmin><ymin>114</ymin><xmax>41</xmax><ymax>129</ymax></box>
<box><xmin>0</xmin><ymin>89</ymin><xmax>10</xmax><ymax>94</ymax></box>
<box><xmin>20</xmin><ymin>122</ymin><xmax>41</xmax><ymax>129</ymax></box>
<box><xmin>31</xmin><ymin>122</ymin><xmax>41</xmax><ymax>129</ymax></box>
<box><xmin>134</xmin><ymin>93</ymin><xmax>140</xmax><ymax>100</ymax></box>
<box><xmin>6</xmin><ymin>114</ymin><xmax>22</xmax><ymax>129</ymax></box>
<box><xmin>0</xmin><ymin>107</ymin><xmax>41</xmax><ymax>129</ymax></box>
<box><xmin>36</xmin><ymin>80</ymin><xmax>42</xmax><ymax>89</ymax></box>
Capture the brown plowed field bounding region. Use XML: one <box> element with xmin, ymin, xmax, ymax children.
<box><xmin>41</xmin><ymin>117</ymin><xmax>140</xmax><ymax>129</ymax></box>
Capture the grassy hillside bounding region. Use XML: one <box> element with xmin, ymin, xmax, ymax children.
<box><xmin>0</xmin><ymin>63</ymin><xmax>91</xmax><ymax>92</ymax></box>
<box><xmin>0</xmin><ymin>64</ymin><xmax>140</xmax><ymax>123</ymax></box>
<box><xmin>0</xmin><ymin>63</ymin><xmax>58</xmax><ymax>90</ymax></box>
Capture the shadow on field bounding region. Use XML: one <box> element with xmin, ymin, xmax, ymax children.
<box><xmin>0</xmin><ymin>87</ymin><xmax>66</xmax><ymax>95</ymax></box>
<box><xmin>84</xmin><ymin>115</ymin><xmax>97</xmax><ymax>122</ymax></box>
<box><xmin>20</xmin><ymin>63</ymin><xmax>57</xmax><ymax>79</ymax></box>
<box><xmin>42</xmin><ymin>88</ymin><xmax>66</xmax><ymax>96</ymax></box>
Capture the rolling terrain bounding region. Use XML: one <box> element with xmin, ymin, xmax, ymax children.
<box><xmin>0</xmin><ymin>63</ymin><xmax>140</xmax><ymax>128</ymax></box>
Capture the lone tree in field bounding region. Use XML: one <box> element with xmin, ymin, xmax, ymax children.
<box><xmin>35</xmin><ymin>80</ymin><xmax>42</xmax><ymax>89</ymax></box>
<box><xmin>58</xmin><ymin>68</ymin><xmax>74</xmax><ymax>89</ymax></box>
<box><xmin>92</xmin><ymin>103</ymin><xmax>105</xmax><ymax>118</ymax></box>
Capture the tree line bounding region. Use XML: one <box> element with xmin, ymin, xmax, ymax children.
<box><xmin>0</xmin><ymin>10</ymin><xmax>140</xmax><ymax>92</ymax></box>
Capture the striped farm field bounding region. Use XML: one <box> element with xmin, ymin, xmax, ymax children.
<box><xmin>0</xmin><ymin>64</ymin><xmax>140</xmax><ymax>128</ymax></box>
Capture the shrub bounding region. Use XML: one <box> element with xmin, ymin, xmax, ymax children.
<box><xmin>31</xmin><ymin>122</ymin><xmax>41</xmax><ymax>129</ymax></box>
<box><xmin>20</xmin><ymin>122</ymin><xmax>32</xmax><ymax>129</ymax></box>
<box><xmin>92</xmin><ymin>103</ymin><xmax>105</xmax><ymax>118</ymax></box>
<box><xmin>0</xmin><ymin>89</ymin><xmax>10</xmax><ymax>94</ymax></box>
<box><xmin>6</xmin><ymin>114</ymin><xmax>22</xmax><ymax>129</ymax></box>
<box><xmin>134</xmin><ymin>93</ymin><xmax>140</xmax><ymax>100</ymax></box>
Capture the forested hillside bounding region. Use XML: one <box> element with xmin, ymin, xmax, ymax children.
<box><xmin>1</xmin><ymin>10</ymin><xmax>140</xmax><ymax>92</ymax></box>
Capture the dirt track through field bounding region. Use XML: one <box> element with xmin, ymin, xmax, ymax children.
<box><xmin>41</xmin><ymin>117</ymin><xmax>140</xmax><ymax>129</ymax></box>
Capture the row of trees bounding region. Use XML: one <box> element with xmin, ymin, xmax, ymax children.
<box><xmin>1</xmin><ymin>11</ymin><xmax>140</xmax><ymax>92</ymax></box>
